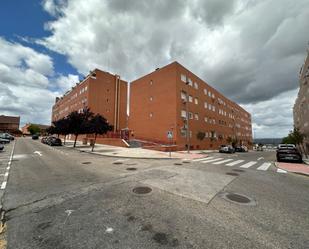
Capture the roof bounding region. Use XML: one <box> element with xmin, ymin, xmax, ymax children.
<box><xmin>22</xmin><ymin>123</ymin><xmax>50</xmax><ymax>130</ymax></box>
<box><xmin>0</xmin><ymin>115</ymin><xmax>20</xmax><ymax>124</ymax></box>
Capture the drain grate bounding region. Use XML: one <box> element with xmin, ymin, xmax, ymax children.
<box><xmin>113</xmin><ymin>161</ymin><xmax>123</xmax><ymax>165</ymax></box>
<box><xmin>174</xmin><ymin>163</ymin><xmax>183</xmax><ymax>165</ymax></box>
<box><xmin>232</xmin><ymin>169</ymin><xmax>245</xmax><ymax>173</ymax></box>
<box><xmin>182</xmin><ymin>161</ymin><xmax>191</xmax><ymax>163</ymax></box>
<box><xmin>226</xmin><ymin>172</ymin><xmax>239</xmax><ymax>176</ymax></box>
<box><xmin>82</xmin><ymin>162</ymin><xmax>91</xmax><ymax>164</ymax></box>
<box><xmin>133</xmin><ymin>186</ymin><xmax>152</xmax><ymax>195</ymax></box>
<box><xmin>126</xmin><ymin>167</ymin><xmax>137</xmax><ymax>171</ymax></box>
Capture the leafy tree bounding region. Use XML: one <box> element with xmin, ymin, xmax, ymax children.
<box><xmin>226</xmin><ymin>136</ymin><xmax>232</xmax><ymax>144</ymax></box>
<box><xmin>67</xmin><ymin>108</ymin><xmax>94</xmax><ymax>147</ymax></box>
<box><xmin>232</xmin><ymin>138</ymin><xmax>238</xmax><ymax>147</ymax></box>
<box><xmin>88</xmin><ymin>114</ymin><xmax>113</xmax><ymax>151</ymax></box>
<box><xmin>196</xmin><ymin>131</ymin><xmax>205</xmax><ymax>141</ymax></box>
<box><xmin>27</xmin><ymin>124</ymin><xmax>40</xmax><ymax>135</ymax></box>
<box><xmin>282</xmin><ymin>128</ymin><xmax>307</xmax><ymax>158</ymax></box>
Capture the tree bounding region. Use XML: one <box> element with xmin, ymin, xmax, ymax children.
<box><xmin>27</xmin><ymin>124</ymin><xmax>40</xmax><ymax>135</ymax></box>
<box><xmin>88</xmin><ymin>114</ymin><xmax>113</xmax><ymax>151</ymax></box>
<box><xmin>196</xmin><ymin>131</ymin><xmax>205</xmax><ymax>141</ymax></box>
<box><xmin>67</xmin><ymin>108</ymin><xmax>94</xmax><ymax>147</ymax></box>
<box><xmin>226</xmin><ymin>136</ymin><xmax>232</xmax><ymax>145</ymax></box>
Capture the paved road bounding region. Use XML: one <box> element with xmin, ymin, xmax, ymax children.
<box><xmin>2</xmin><ymin>138</ymin><xmax>309</xmax><ymax>249</ymax></box>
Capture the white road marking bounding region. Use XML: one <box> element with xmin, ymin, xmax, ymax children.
<box><xmin>257</xmin><ymin>162</ymin><xmax>271</xmax><ymax>171</ymax></box>
<box><xmin>240</xmin><ymin>161</ymin><xmax>257</xmax><ymax>168</ymax></box>
<box><xmin>6</xmin><ymin>166</ymin><xmax>10</xmax><ymax>170</ymax></box>
<box><xmin>277</xmin><ymin>169</ymin><xmax>287</xmax><ymax>173</ymax></box>
<box><xmin>34</xmin><ymin>151</ymin><xmax>42</xmax><ymax>156</ymax></box>
<box><xmin>226</xmin><ymin>160</ymin><xmax>245</xmax><ymax>166</ymax></box>
<box><xmin>1</xmin><ymin>181</ymin><xmax>7</xmax><ymax>189</ymax></box>
<box><xmin>201</xmin><ymin>158</ymin><xmax>223</xmax><ymax>163</ymax></box>
<box><xmin>257</xmin><ymin>157</ymin><xmax>264</xmax><ymax>161</ymax></box>
<box><xmin>4</xmin><ymin>172</ymin><xmax>8</xmax><ymax>177</ymax></box>
<box><xmin>193</xmin><ymin>157</ymin><xmax>214</xmax><ymax>162</ymax></box>
<box><xmin>105</xmin><ymin>227</ymin><xmax>114</xmax><ymax>233</ymax></box>
<box><xmin>213</xmin><ymin>159</ymin><xmax>234</xmax><ymax>165</ymax></box>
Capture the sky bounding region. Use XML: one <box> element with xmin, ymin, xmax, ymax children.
<box><xmin>0</xmin><ymin>0</ymin><xmax>308</xmax><ymax>138</ymax></box>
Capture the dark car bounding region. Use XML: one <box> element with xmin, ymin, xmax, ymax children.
<box><xmin>47</xmin><ymin>137</ymin><xmax>62</xmax><ymax>146</ymax></box>
<box><xmin>219</xmin><ymin>145</ymin><xmax>235</xmax><ymax>153</ymax></box>
<box><xmin>41</xmin><ymin>137</ymin><xmax>48</xmax><ymax>144</ymax></box>
<box><xmin>0</xmin><ymin>138</ymin><xmax>10</xmax><ymax>144</ymax></box>
<box><xmin>276</xmin><ymin>144</ymin><xmax>302</xmax><ymax>163</ymax></box>
<box><xmin>0</xmin><ymin>144</ymin><xmax>4</xmax><ymax>151</ymax></box>
<box><xmin>0</xmin><ymin>133</ymin><xmax>14</xmax><ymax>141</ymax></box>
<box><xmin>235</xmin><ymin>145</ymin><xmax>248</xmax><ymax>152</ymax></box>
<box><xmin>32</xmin><ymin>134</ymin><xmax>39</xmax><ymax>140</ymax></box>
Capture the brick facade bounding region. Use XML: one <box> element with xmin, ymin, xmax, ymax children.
<box><xmin>129</xmin><ymin>62</ymin><xmax>252</xmax><ymax>150</ymax></box>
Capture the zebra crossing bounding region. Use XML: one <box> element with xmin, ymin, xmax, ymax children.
<box><xmin>188</xmin><ymin>157</ymin><xmax>287</xmax><ymax>173</ymax></box>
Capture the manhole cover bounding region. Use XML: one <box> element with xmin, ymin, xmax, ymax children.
<box><xmin>233</xmin><ymin>169</ymin><xmax>245</xmax><ymax>173</ymax></box>
<box><xmin>132</xmin><ymin>186</ymin><xmax>152</xmax><ymax>195</ymax></box>
<box><xmin>82</xmin><ymin>162</ymin><xmax>91</xmax><ymax>164</ymax></box>
<box><xmin>219</xmin><ymin>192</ymin><xmax>256</xmax><ymax>206</ymax></box>
<box><xmin>126</xmin><ymin>167</ymin><xmax>137</xmax><ymax>171</ymax></box>
<box><xmin>226</xmin><ymin>193</ymin><xmax>250</xmax><ymax>203</ymax></box>
<box><xmin>174</xmin><ymin>163</ymin><xmax>183</xmax><ymax>165</ymax></box>
<box><xmin>113</xmin><ymin>161</ymin><xmax>123</xmax><ymax>165</ymax></box>
<box><xmin>226</xmin><ymin>172</ymin><xmax>239</xmax><ymax>176</ymax></box>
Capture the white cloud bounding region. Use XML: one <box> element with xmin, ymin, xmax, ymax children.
<box><xmin>0</xmin><ymin>38</ymin><xmax>78</xmax><ymax>126</ymax></box>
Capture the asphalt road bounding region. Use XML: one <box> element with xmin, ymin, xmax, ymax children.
<box><xmin>2</xmin><ymin>138</ymin><xmax>309</xmax><ymax>249</ymax></box>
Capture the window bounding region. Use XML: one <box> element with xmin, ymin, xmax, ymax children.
<box><xmin>204</xmin><ymin>89</ymin><xmax>208</xmax><ymax>95</ymax></box>
<box><xmin>150</xmin><ymin>96</ymin><xmax>153</xmax><ymax>101</ymax></box>
<box><xmin>149</xmin><ymin>112</ymin><xmax>153</xmax><ymax>118</ymax></box>
<box><xmin>204</xmin><ymin>102</ymin><xmax>207</xmax><ymax>109</ymax></box>
<box><xmin>181</xmin><ymin>91</ymin><xmax>187</xmax><ymax>101</ymax></box>
<box><xmin>212</xmin><ymin>106</ymin><xmax>215</xmax><ymax>112</ymax></box>
<box><xmin>204</xmin><ymin>117</ymin><xmax>208</xmax><ymax>122</ymax></box>
<box><xmin>212</xmin><ymin>93</ymin><xmax>215</xmax><ymax>98</ymax></box>
<box><xmin>194</xmin><ymin>113</ymin><xmax>199</xmax><ymax>120</ymax></box>
<box><xmin>188</xmin><ymin>78</ymin><xmax>193</xmax><ymax>86</ymax></box>
<box><xmin>150</xmin><ymin>80</ymin><xmax>153</xmax><ymax>85</ymax></box>
<box><xmin>181</xmin><ymin>74</ymin><xmax>186</xmax><ymax>82</ymax></box>
<box><xmin>208</xmin><ymin>104</ymin><xmax>212</xmax><ymax>110</ymax></box>
<box><xmin>194</xmin><ymin>98</ymin><xmax>198</xmax><ymax>105</ymax></box>
<box><xmin>181</xmin><ymin>110</ymin><xmax>187</xmax><ymax>118</ymax></box>
<box><xmin>208</xmin><ymin>91</ymin><xmax>211</xmax><ymax>97</ymax></box>
<box><xmin>189</xmin><ymin>112</ymin><xmax>193</xmax><ymax>119</ymax></box>
<box><xmin>188</xmin><ymin>95</ymin><xmax>193</xmax><ymax>102</ymax></box>
<box><xmin>85</xmin><ymin>86</ymin><xmax>88</xmax><ymax>91</ymax></box>
<box><xmin>194</xmin><ymin>82</ymin><xmax>198</xmax><ymax>89</ymax></box>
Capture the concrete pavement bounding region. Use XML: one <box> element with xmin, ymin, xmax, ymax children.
<box><xmin>2</xmin><ymin>137</ymin><xmax>309</xmax><ymax>249</ymax></box>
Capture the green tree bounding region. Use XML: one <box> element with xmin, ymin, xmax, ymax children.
<box><xmin>27</xmin><ymin>124</ymin><xmax>40</xmax><ymax>135</ymax></box>
<box><xmin>67</xmin><ymin>108</ymin><xmax>94</xmax><ymax>147</ymax></box>
<box><xmin>226</xmin><ymin>136</ymin><xmax>232</xmax><ymax>145</ymax></box>
<box><xmin>88</xmin><ymin>114</ymin><xmax>113</xmax><ymax>151</ymax></box>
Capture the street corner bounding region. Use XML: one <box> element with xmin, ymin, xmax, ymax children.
<box><xmin>275</xmin><ymin>162</ymin><xmax>309</xmax><ymax>176</ymax></box>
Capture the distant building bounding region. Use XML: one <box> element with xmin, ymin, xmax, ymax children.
<box><xmin>0</xmin><ymin>115</ymin><xmax>20</xmax><ymax>134</ymax></box>
<box><xmin>52</xmin><ymin>69</ymin><xmax>128</xmax><ymax>131</ymax></box>
<box><xmin>293</xmin><ymin>50</ymin><xmax>309</xmax><ymax>153</ymax></box>
<box><xmin>129</xmin><ymin>61</ymin><xmax>253</xmax><ymax>150</ymax></box>
<box><xmin>21</xmin><ymin>123</ymin><xmax>50</xmax><ymax>135</ymax></box>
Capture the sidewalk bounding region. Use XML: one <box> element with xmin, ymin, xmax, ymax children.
<box><xmin>275</xmin><ymin>162</ymin><xmax>309</xmax><ymax>176</ymax></box>
<box><xmin>63</xmin><ymin>140</ymin><xmax>208</xmax><ymax>159</ymax></box>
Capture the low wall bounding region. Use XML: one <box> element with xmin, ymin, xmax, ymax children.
<box><xmin>93</xmin><ymin>138</ymin><xmax>129</xmax><ymax>148</ymax></box>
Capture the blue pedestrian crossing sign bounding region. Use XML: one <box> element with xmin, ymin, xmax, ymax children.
<box><xmin>167</xmin><ymin>131</ymin><xmax>173</xmax><ymax>139</ymax></box>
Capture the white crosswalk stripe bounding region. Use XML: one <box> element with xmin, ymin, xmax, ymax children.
<box><xmin>201</xmin><ymin>158</ymin><xmax>223</xmax><ymax>163</ymax></box>
<box><xmin>226</xmin><ymin>160</ymin><xmax>244</xmax><ymax>166</ymax></box>
<box><xmin>240</xmin><ymin>161</ymin><xmax>257</xmax><ymax>168</ymax></box>
<box><xmin>193</xmin><ymin>157</ymin><xmax>214</xmax><ymax>162</ymax></box>
<box><xmin>213</xmin><ymin>159</ymin><xmax>234</xmax><ymax>165</ymax></box>
<box><xmin>257</xmin><ymin>162</ymin><xmax>272</xmax><ymax>171</ymax></box>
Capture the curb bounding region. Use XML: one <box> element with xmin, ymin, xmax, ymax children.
<box><xmin>62</xmin><ymin>145</ymin><xmax>177</xmax><ymax>160</ymax></box>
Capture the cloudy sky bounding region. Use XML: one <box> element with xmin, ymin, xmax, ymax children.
<box><xmin>0</xmin><ymin>0</ymin><xmax>308</xmax><ymax>138</ymax></box>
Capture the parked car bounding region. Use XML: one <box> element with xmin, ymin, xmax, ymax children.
<box><xmin>41</xmin><ymin>137</ymin><xmax>48</xmax><ymax>144</ymax></box>
<box><xmin>0</xmin><ymin>144</ymin><xmax>4</xmax><ymax>151</ymax></box>
<box><xmin>276</xmin><ymin>144</ymin><xmax>302</xmax><ymax>163</ymax></box>
<box><xmin>0</xmin><ymin>138</ymin><xmax>10</xmax><ymax>144</ymax></box>
<box><xmin>47</xmin><ymin>137</ymin><xmax>62</xmax><ymax>146</ymax></box>
<box><xmin>219</xmin><ymin>145</ymin><xmax>235</xmax><ymax>153</ymax></box>
<box><xmin>32</xmin><ymin>134</ymin><xmax>39</xmax><ymax>140</ymax></box>
<box><xmin>235</xmin><ymin>145</ymin><xmax>248</xmax><ymax>152</ymax></box>
<box><xmin>0</xmin><ymin>133</ymin><xmax>14</xmax><ymax>140</ymax></box>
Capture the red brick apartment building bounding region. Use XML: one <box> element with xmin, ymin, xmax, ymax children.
<box><xmin>0</xmin><ymin>115</ymin><xmax>20</xmax><ymax>134</ymax></box>
<box><xmin>129</xmin><ymin>62</ymin><xmax>252</xmax><ymax>150</ymax></box>
<box><xmin>52</xmin><ymin>69</ymin><xmax>128</xmax><ymax>133</ymax></box>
